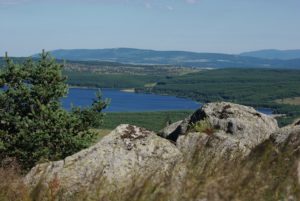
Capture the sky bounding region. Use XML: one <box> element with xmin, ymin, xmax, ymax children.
<box><xmin>0</xmin><ymin>0</ymin><xmax>299</xmax><ymax>56</ymax></box>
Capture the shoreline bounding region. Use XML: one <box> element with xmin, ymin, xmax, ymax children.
<box><xmin>120</xmin><ymin>88</ymin><xmax>135</xmax><ymax>93</ymax></box>
<box><xmin>69</xmin><ymin>85</ymin><xmax>136</xmax><ymax>93</ymax></box>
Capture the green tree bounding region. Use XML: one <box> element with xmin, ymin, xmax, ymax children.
<box><xmin>0</xmin><ymin>51</ymin><xmax>108</xmax><ymax>169</ymax></box>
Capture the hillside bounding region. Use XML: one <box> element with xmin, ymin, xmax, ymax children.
<box><xmin>39</xmin><ymin>48</ymin><xmax>300</xmax><ymax>68</ymax></box>
<box><xmin>241</xmin><ymin>49</ymin><xmax>300</xmax><ymax>60</ymax></box>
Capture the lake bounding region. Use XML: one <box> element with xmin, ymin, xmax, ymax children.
<box><xmin>62</xmin><ymin>88</ymin><xmax>200</xmax><ymax>112</ymax></box>
<box><xmin>62</xmin><ymin>88</ymin><xmax>273</xmax><ymax>115</ymax></box>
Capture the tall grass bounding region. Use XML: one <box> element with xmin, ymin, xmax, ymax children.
<box><xmin>0</xmin><ymin>159</ymin><xmax>30</xmax><ymax>201</ymax></box>
<box><xmin>1</xmin><ymin>132</ymin><xmax>300</xmax><ymax>201</ymax></box>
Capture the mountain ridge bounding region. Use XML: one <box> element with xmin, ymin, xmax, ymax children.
<box><xmin>36</xmin><ymin>48</ymin><xmax>300</xmax><ymax>68</ymax></box>
<box><xmin>240</xmin><ymin>49</ymin><xmax>300</xmax><ymax>60</ymax></box>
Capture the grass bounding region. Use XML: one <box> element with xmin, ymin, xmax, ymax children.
<box><xmin>101</xmin><ymin>110</ymin><xmax>193</xmax><ymax>132</ymax></box>
<box><xmin>0</xmin><ymin>160</ymin><xmax>30</xmax><ymax>201</ymax></box>
<box><xmin>190</xmin><ymin>118</ymin><xmax>215</xmax><ymax>135</ymax></box>
<box><xmin>91</xmin><ymin>128</ymin><xmax>112</xmax><ymax>141</ymax></box>
<box><xmin>275</xmin><ymin>97</ymin><xmax>300</xmax><ymax>105</ymax></box>
<box><xmin>3</xmin><ymin>130</ymin><xmax>300</xmax><ymax>201</ymax></box>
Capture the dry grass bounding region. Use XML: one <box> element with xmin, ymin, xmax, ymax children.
<box><xmin>91</xmin><ymin>128</ymin><xmax>112</xmax><ymax>141</ymax></box>
<box><xmin>275</xmin><ymin>97</ymin><xmax>300</xmax><ymax>105</ymax></box>
<box><xmin>190</xmin><ymin>118</ymin><xmax>215</xmax><ymax>135</ymax></box>
<box><xmin>1</xmin><ymin>133</ymin><xmax>300</xmax><ymax>201</ymax></box>
<box><xmin>0</xmin><ymin>159</ymin><xmax>31</xmax><ymax>201</ymax></box>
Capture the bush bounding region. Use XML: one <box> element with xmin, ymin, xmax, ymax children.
<box><xmin>0</xmin><ymin>51</ymin><xmax>108</xmax><ymax>170</ymax></box>
<box><xmin>190</xmin><ymin>118</ymin><xmax>215</xmax><ymax>135</ymax></box>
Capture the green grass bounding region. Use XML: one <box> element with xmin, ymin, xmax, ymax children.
<box><xmin>101</xmin><ymin>111</ymin><xmax>193</xmax><ymax>132</ymax></box>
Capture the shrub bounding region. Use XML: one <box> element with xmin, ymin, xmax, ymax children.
<box><xmin>0</xmin><ymin>51</ymin><xmax>108</xmax><ymax>170</ymax></box>
<box><xmin>190</xmin><ymin>118</ymin><xmax>215</xmax><ymax>135</ymax></box>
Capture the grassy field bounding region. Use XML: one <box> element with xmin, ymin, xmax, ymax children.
<box><xmin>275</xmin><ymin>97</ymin><xmax>300</xmax><ymax>105</ymax></box>
<box><xmin>101</xmin><ymin>111</ymin><xmax>193</xmax><ymax>132</ymax></box>
<box><xmin>91</xmin><ymin>110</ymin><xmax>193</xmax><ymax>141</ymax></box>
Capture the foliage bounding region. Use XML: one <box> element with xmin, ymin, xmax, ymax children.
<box><xmin>0</xmin><ymin>52</ymin><xmax>108</xmax><ymax>169</ymax></box>
<box><xmin>190</xmin><ymin>118</ymin><xmax>215</xmax><ymax>135</ymax></box>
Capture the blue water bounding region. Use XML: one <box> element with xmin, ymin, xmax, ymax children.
<box><xmin>256</xmin><ymin>108</ymin><xmax>273</xmax><ymax>115</ymax></box>
<box><xmin>62</xmin><ymin>88</ymin><xmax>200</xmax><ymax>112</ymax></box>
<box><xmin>1</xmin><ymin>87</ymin><xmax>274</xmax><ymax>114</ymax></box>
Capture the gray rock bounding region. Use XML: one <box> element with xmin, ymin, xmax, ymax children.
<box><xmin>162</xmin><ymin>102</ymin><xmax>278</xmax><ymax>149</ymax></box>
<box><xmin>24</xmin><ymin>124</ymin><xmax>183</xmax><ymax>199</ymax></box>
<box><xmin>167</xmin><ymin>102</ymin><xmax>279</xmax><ymax>164</ymax></box>
<box><xmin>293</xmin><ymin>118</ymin><xmax>300</xmax><ymax>127</ymax></box>
<box><xmin>271</xmin><ymin>125</ymin><xmax>300</xmax><ymax>148</ymax></box>
<box><xmin>158</xmin><ymin>120</ymin><xmax>183</xmax><ymax>139</ymax></box>
<box><xmin>23</xmin><ymin>102</ymin><xmax>282</xmax><ymax>201</ymax></box>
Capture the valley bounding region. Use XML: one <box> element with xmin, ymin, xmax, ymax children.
<box><xmin>64</xmin><ymin>66</ymin><xmax>300</xmax><ymax>127</ymax></box>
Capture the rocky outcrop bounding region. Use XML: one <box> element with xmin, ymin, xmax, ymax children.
<box><xmin>161</xmin><ymin>102</ymin><xmax>278</xmax><ymax>143</ymax></box>
<box><xmin>25</xmin><ymin>124</ymin><xmax>183</xmax><ymax>200</ymax></box>
<box><xmin>161</xmin><ymin>102</ymin><xmax>278</xmax><ymax>159</ymax></box>
<box><xmin>172</xmin><ymin>114</ymin><xmax>300</xmax><ymax>201</ymax></box>
<box><xmin>25</xmin><ymin>102</ymin><xmax>299</xmax><ymax>201</ymax></box>
<box><xmin>219</xmin><ymin>123</ymin><xmax>300</xmax><ymax>201</ymax></box>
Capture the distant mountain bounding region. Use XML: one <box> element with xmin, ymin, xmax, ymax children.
<box><xmin>240</xmin><ymin>49</ymin><xmax>300</xmax><ymax>60</ymax></box>
<box><xmin>32</xmin><ymin>48</ymin><xmax>300</xmax><ymax>69</ymax></box>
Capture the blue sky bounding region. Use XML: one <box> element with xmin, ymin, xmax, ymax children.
<box><xmin>0</xmin><ymin>0</ymin><xmax>299</xmax><ymax>56</ymax></box>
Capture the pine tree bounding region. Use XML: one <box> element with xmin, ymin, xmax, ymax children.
<box><xmin>0</xmin><ymin>51</ymin><xmax>108</xmax><ymax>169</ymax></box>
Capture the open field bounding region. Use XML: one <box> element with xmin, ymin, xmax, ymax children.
<box><xmin>275</xmin><ymin>97</ymin><xmax>300</xmax><ymax>105</ymax></box>
<box><xmin>101</xmin><ymin>111</ymin><xmax>193</xmax><ymax>132</ymax></box>
<box><xmin>91</xmin><ymin>111</ymin><xmax>194</xmax><ymax>141</ymax></box>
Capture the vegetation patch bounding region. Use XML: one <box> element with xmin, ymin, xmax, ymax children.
<box><xmin>189</xmin><ymin>118</ymin><xmax>215</xmax><ymax>135</ymax></box>
<box><xmin>275</xmin><ymin>97</ymin><xmax>300</xmax><ymax>105</ymax></box>
<box><xmin>102</xmin><ymin>111</ymin><xmax>193</xmax><ymax>132</ymax></box>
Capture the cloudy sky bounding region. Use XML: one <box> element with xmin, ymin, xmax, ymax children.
<box><xmin>0</xmin><ymin>0</ymin><xmax>299</xmax><ymax>56</ymax></box>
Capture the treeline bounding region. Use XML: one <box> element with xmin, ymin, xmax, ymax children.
<box><xmin>65</xmin><ymin>71</ymin><xmax>163</xmax><ymax>88</ymax></box>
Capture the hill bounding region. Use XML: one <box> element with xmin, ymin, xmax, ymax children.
<box><xmin>37</xmin><ymin>48</ymin><xmax>300</xmax><ymax>68</ymax></box>
<box><xmin>240</xmin><ymin>49</ymin><xmax>300</xmax><ymax>60</ymax></box>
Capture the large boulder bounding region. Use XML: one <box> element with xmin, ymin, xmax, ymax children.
<box><xmin>161</xmin><ymin>102</ymin><xmax>278</xmax><ymax>160</ymax></box>
<box><xmin>25</xmin><ymin>124</ymin><xmax>183</xmax><ymax>200</ymax></box>
<box><xmin>161</xmin><ymin>102</ymin><xmax>278</xmax><ymax>144</ymax></box>
<box><xmin>177</xmin><ymin>124</ymin><xmax>300</xmax><ymax>201</ymax></box>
